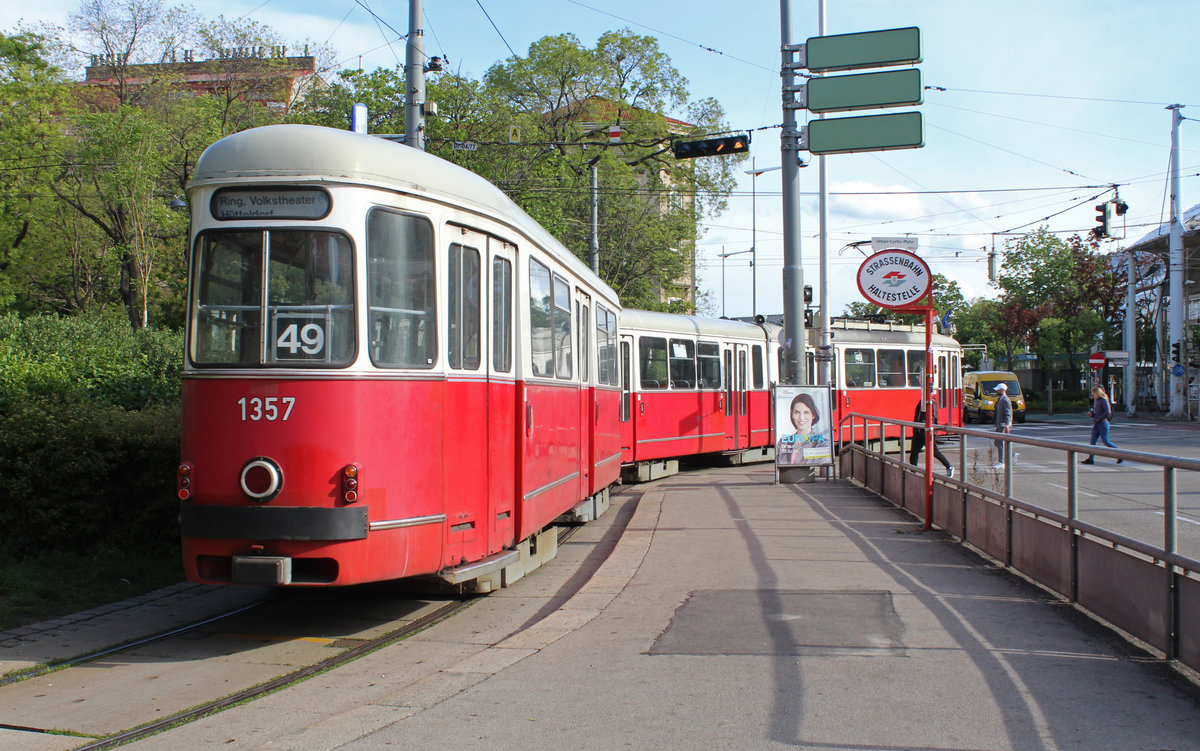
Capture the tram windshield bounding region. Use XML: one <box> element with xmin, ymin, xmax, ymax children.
<box><xmin>190</xmin><ymin>229</ymin><xmax>355</xmax><ymax>367</ymax></box>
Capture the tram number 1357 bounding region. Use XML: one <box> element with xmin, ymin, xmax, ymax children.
<box><xmin>238</xmin><ymin>396</ymin><xmax>297</xmax><ymax>422</ymax></box>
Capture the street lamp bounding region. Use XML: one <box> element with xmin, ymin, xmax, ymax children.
<box><xmin>719</xmin><ymin>247</ymin><xmax>754</xmax><ymax>317</ymax></box>
<box><xmin>744</xmin><ymin>160</ymin><xmax>785</xmax><ymax>316</ymax></box>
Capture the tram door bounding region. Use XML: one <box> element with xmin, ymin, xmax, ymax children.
<box><xmin>722</xmin><ymin>344</ymin><xmax>751</xmax><ymax>450</ymax></box>
<box><xmin>936</xmin><ymin>352</ymin><xmax>949</xmax><ymax>424</ymax></box>
<box><xmin>575</xmin><ymin>291</ymin><xmax>592</xmax><ymax>495</ymax></box>
<box><xmin>619</xmin><ymin>335</ymin><xmax>634</xmax><ymax>461</ymax></box>
<box><xmin>486</xmin><ymin>239</ymin><xmax>517</xmax><ymax>555</ymax></box>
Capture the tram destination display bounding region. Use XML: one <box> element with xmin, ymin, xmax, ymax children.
<box><xmin>212</xmin><ymin>187</ymin><xmax>331</xmax><ymax>220</ymax></box>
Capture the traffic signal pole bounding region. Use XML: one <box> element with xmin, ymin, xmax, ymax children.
<box><xmin>780</xmin><ymin>0</ymin><xmax>806</xmax><ymax>387</ymax></box>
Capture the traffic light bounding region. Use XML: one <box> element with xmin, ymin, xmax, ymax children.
<box><xmin>803</xmin><ymin>285</ymin><xmax>813</xmax><ymax>304</ymax></box>
<box><xmin>1171</xmin><ymin>342</ymin><xmax>1182</xmax><ymax>363</ymax></box>
<box><xmin>1091</xmin><ymin>202</ymin><xmax>1112</xmax><ymax>239</ymax></box>
<box><xmin>672</xmin><ymin>134</ymin><xmax>750</xmax><ymax>159</ymax></box>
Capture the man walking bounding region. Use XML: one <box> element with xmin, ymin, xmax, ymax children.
<box><xmin>991</xmin><ymin>383</ymin><xmax>1013</xmax><ymax>470</ymax></box>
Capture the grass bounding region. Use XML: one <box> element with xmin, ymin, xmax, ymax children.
<box><xmin>0</xmin><ymin>544</ymin><xmax>184</xmax><ymax>632</ymax></box>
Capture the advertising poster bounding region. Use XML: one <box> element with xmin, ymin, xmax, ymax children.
<box><xmin>775</xmin><ymin>386</ymin><xmax>834</xmax><ymax>467</ymax></box>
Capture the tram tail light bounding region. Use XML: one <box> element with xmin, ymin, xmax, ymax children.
<box><xmin>342</xmin><ymin>464</ymin><xmax>359</xmax><ymax>503</ymax></box>
<box><xmin>176</xmin><ymin>463</ymin><xmax>193</xmax><ymax>501</ymax></box>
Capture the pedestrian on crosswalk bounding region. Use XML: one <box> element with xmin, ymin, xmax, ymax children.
<box><xmin>1082</xmin><ymin>386</ymin><xmax>1121</xmax><ymax>465</ymax></box>
<box><xmin>991</xmin><ymin>383</ymin><xmax>1013</xmax><ymax>469</ymax></box>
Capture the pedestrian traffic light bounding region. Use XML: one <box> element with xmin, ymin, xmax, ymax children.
<box><xmin>1091</xmin><ymin>202</ymin><xmax>1111</xmax><ymax>240</ymax></box>
<box><xmin>1172</xmin><ymin>341</ymin><xmax>1182</xmax><ymax>363</ymax></box>
<box><xmin>672</xmin><ymin>134</ymin><xmax>750</xmax><ymax>159</ymax></box>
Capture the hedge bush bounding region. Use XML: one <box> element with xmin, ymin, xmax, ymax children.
<box><xmin>0</xmin><ymin>312</ymin><xmax>182</xmax><ymax>410</ymax></box>
<box><xmin>0</xmin><ymin>313</ymin><xmax>183</xmax><ymax>557</ymax></box>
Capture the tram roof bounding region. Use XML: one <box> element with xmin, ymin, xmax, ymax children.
<box><xmin>190</xmin><ymin>124</ymin><xmax>616</xmax><ymax>302</ymax></box>
<box><xmin>620</xmin><ymin>309</ymin><xmax>773</xmax><ymax>341</ymax></box>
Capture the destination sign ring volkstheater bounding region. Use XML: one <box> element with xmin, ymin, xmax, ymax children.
<box><xmin>856</xmin><ymin>248</ymin><xmax>932</xmax><ymax>309</ymax></box>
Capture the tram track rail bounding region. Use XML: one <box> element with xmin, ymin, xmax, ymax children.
<box><xmin>0</xmin><ymin>521</ymin><xmax>589</xmax><ymax>748</ymax></box>
<box><xmin>0</xmin><ymin>600</ymin><xmax>269</xmax><ymax>689</ymax></box>
<box><xmin>67</xmin><ymin>597</ymin><xmax>472</xmax><ymax>751</ymax></box>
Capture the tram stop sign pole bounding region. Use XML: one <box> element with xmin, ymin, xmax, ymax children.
<box><xmin>856</xmin><ymin>249</ymin><xmax>937</xmax><ymax>529</ymax></box>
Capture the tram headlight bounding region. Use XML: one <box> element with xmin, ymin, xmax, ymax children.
<box><xmin>240</xmin><ymin>457</ymin><xmax>283</xmax><ymax>502</ymax></box>
<box><xmin>176</xmin><ymin>463</ymin><xmax>193</xmax><ymax>501</ymax></box>
<box><xmin>342</xmin><ymin>464</ymin><xmax>359</xmax><ymax>503</ymax></box>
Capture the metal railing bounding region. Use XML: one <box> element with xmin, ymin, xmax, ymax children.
<box><xmin>837</xmin><ymin>412</ymin><xmax>1200</xmax><ymax>672</ymax></box>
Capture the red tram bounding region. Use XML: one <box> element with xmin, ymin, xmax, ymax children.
<box><xmin>177</xmin><ymin>124</ymin><xmax>962</xmax><ymax>591</ymax></box>
<box><xmin>178</xmin><ymin>124</ymin><xmax>621</xmax><ymax>590</ymax></box>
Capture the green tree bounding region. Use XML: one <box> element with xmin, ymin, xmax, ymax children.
<box><xmin>0</xmin><ymin>31</ymin><xmax>75</xmax><ymax>309</ymax></box>
<box><xmin>996</xmin><ymin>227</ymin><xmax>1117</xmax><ymax>377</ymax></box>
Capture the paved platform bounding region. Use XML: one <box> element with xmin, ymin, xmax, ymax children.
<box><xmin>126</xmin><ymin>463</ymin><xmax>1200</xmax><ymax>751</ymax></box>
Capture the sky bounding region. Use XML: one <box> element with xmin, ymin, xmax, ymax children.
<box><xmin>5</xmin><ymin>0</ymin><xmax>1200</xmax><ymax>319</ymax></box>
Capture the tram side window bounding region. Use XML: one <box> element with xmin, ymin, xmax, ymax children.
<box><xmin>366</xmin><ymin>210</ymin><xmax>436</xmax><ymax>368</ymax></box>
<box><xmin>552</xmin><ymin>273</ymin><xmax>573</xmax><ymax>380</ymax></box>
<box><xmin>906</xmin><ymin>350</ymin><xmax>924</xmax><ymax>387</ymax></box>
<box><xmin>844</xmin><ymin>348</ymin><xmax>876</xmax><ymax>387</ymax></box>
<box><xmin>529</xmin><ymin>259</ymin><xmax>554</xmax><ymax>377</ymax></box>
<box><xmin>528</xmin><ymin>260</ymin><xmax>574</xmax><ymax>379</ymax></box>
<box><xmin>192</xmin><ymin>231</ymin><xmax>263</xmax><ymax>365</ymax></box>
<box><xmin>877</xmin><ymin>349</ymin><xmax>905</xmax><ymax>387</ymax></box>
<box><xmin>752</xmin><ymin>345</ymin><xmax>764</xmax><ymax>389</ymax></box>
<box><xmin>697</xmin><ymin>342</ymin><xmax>721</xmax><ymax>389</ymax></box>
<box><xmin>492</xmin><ymin>256</ymin><xmax>512</xmax><ymax>372</ymax></box>
<box><xmin>596</xmin><ymin>304</ymin><xmax>617</xmax><ymax>385</ymax></box>
<box><xmin>639</xmin><ymin>337</ymin><xmax>669</xmax><ymax>389</ymax></box>
<box><xmin>668</xmin><ymin>339</ymin><xmax>696</xmax><ymax>388</ymax></box>
<box><xmin>448</xmin><ymin>243</ymin><xmax>481</xmax><ymax>370</ymax></box>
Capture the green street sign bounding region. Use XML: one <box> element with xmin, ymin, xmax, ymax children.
<box><xmin>806</xmin><ymin>111</ymin><xmax>924</xmax><ymax>155</ymax></box>
<box><xmin>806</xmin><ymin>69</ymin><xmax>923</xmax><ymax>113</ymax></box>
<box><xmin>805</xmin><ymin>27</ymin><xmax>922</xmax><ymax>73</ymax></box>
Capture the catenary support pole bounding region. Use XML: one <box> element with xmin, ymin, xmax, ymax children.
<box><xmin>404</xmin><ymin>0</ymin><xmax>426</xmax><ymax>150</ymax></box>
<box><xmin>1168</xmin><ymin>104</ymin><xmax>1185</xmax><ymax>417</ymax></box>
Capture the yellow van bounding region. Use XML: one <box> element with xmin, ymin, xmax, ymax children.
<box><xmin>963</xmin><ymin>371</ymin><xmax>1026</xmax><ymax>424</ymax></box>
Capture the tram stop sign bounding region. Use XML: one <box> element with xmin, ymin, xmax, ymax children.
<box><xmin>1088</xmin><ymin>352</ymin><xmax>1105</xmax><ymax>370</ymax></box>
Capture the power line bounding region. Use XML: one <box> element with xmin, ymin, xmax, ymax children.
<box><xmin>560</xmin><ymin>0</ymin><xmax>775</xmax><ymax>73</ymax></box>
<box><xmin>931</xmin><ymin>86</ymin><xmax>1199</xmax><ymax>108</ymax></box>
<box><xmin>474</xmin><ymin>0</ymin><xmax>516</xmax><ymax>58</ymax></box>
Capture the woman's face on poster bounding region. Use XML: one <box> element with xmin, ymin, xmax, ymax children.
<box><xmin>791</xmin><ymin>401</ymin><xmax>815</xmax><ymax>433</ymax></box>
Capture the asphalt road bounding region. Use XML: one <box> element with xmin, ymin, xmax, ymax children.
<box><xmin>945</xmin><ymin>417</ymin><xmax>1200</xmax><ymax>560</ymax></box>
